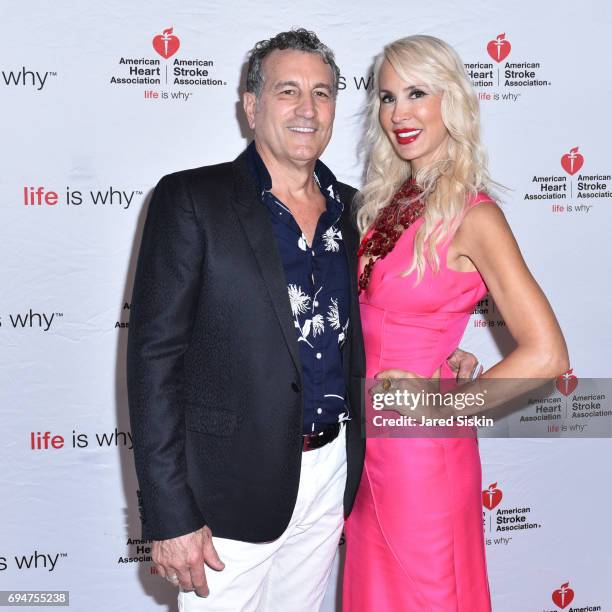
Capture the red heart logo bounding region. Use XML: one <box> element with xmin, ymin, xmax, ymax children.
<box><xmin>556</xmin><ymin>369</ymin><xmax>578</xmax><ymax>396</ymax></box>
<box><xmin>561</xmin><ymin>147</ymin><xmax>584</xmax><ymax>175</ymax></box>
<box><xmin>153</xmin><ymin>27</ymin><xmax>180</xmax><ymax>59</ymax></box>
<box><xmin>552</xmin><ymin>582</ymin><xmax>574</xmax><ymax>609</ymax></box>
<box><xmin>482</xmin><ymin>482</ymin><xmax>503</xmax><ymax>510</ymax></box>
<box><xmin>487</xmin><ymin>33</ymin><xmax>511</xmax><ymax>62</ymax></box>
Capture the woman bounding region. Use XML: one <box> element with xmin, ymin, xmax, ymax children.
<box><xmin>343</xmin><ymin>35</ymin><xmax>568</xmax><ymax>611</ymax></box>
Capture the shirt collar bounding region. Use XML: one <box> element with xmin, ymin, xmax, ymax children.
<box><xmin>246</xmin><ymin>141</ymin><xmax>344</xmax><ymax>214</ymax></box>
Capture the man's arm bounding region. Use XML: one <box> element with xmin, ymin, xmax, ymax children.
<box><xmin>127</xmin><ymin>173</ymin><xmax>205</xmax><ymax>541</ymax></box>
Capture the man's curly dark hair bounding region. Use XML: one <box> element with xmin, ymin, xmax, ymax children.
<box><xmin>246</xmin><ymin>28</ymin><xmax>340</xmax><ymax>98</ymax></box>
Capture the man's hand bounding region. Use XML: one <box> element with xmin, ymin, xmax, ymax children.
<box><xmin>446</xmin><ymin>348</ymin><xmax>482</xmax><ymax>380</ymax></box>
<box><xmin>152</xmin><ymin>525</ymin><xmax>225</xmax><ymax>597</ymax></box>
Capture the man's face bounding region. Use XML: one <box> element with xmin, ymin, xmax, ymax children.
<box><xmin>243</xmin><ymin>49</ymin><xmax>336</xmax><ymax>167</ymax></box>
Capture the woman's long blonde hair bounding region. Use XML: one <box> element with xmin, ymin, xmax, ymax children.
<box><xmin>355</xmin><ymin>35</ymin><xmax>497</xmax><ymax>281</ymax></box>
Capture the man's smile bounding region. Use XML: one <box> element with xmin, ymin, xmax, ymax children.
<box><xmin>288</xmin><ymin>126</ymin><xmax>317</xmax><ymax>133</ymax></box>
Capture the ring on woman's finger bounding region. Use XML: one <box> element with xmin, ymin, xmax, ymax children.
<box><xmin>381</xmin><ymin>378</ymin><xmax>392</xmax><ymax>391</ymax></box>
<box><xmin>165</xmin><ymin>575</ymin><xmax>179</xmax><ymax>583</ymax></box>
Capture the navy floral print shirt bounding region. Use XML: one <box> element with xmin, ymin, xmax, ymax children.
<box><xmin>247</xmin><ymin>142</ymin><xmax>350</xmax><ymax>434</ymax></box>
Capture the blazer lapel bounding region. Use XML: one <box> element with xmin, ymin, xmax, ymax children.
<box><xmin>229</xmin><ymin>149</ymin><xmax>303</xmax><ymax>381</ymax></box>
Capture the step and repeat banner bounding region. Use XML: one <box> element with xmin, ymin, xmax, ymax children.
<box><xmin>2</xmin><ymin>1</ymin><xmax>611</xmax><ymax>610</ymax></box>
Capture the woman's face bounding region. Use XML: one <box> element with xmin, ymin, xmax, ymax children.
<box><xmin>378</xmin><ymin>58</ymin><xmax>450</xmax><ymax>172</ymax></box>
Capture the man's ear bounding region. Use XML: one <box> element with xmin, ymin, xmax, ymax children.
<box><xmin>242</xmin><ymin>92</ymin><xmax>257</xmax><ymax>130</ymax></box>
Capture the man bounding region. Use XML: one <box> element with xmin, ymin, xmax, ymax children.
<box><xmin>127</xmin><ymin>28</ymin><xmax>476</xmax><ymax>611</ymax></box>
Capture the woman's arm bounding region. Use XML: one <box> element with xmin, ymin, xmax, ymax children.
<box><xmin>454</xmin><ymin>201</ymin><xmax>569</xmax><ymax>380</ymax></box>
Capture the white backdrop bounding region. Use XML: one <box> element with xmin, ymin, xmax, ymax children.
<box><xmin>2</xmin><ymin>1</ymin><xmax>611</xmax><ymax>610</ymax></box>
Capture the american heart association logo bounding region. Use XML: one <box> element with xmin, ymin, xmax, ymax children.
<box><xmin>552</xmin><ymin>582</ymin><xmax>575</xmax><ymax>609</ymax></box>
<box><xmin>482</xmin><ymin>482</ymin><xmax>503</xmax><ymax>510</ymax></box>
<box><xmin>556</xmin><ymin>369</ymin><xmax>578</xmax><ymax>396</ymax></box>
<box><xmin>153</xmin><ymin>27</ymin><xmax>180</xmax><ymax>59</ymax></box>
<box><xmin>561</xmin><ymin>147</ymin><xmax>584</xmax><ymax>176</ymax></box>
<box><xmin>486</xmin><ymin>33</ymin><xmax>512</xmax><ymax>63</ymax></box>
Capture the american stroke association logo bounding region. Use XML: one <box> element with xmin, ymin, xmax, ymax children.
<box><xmin>517</xmin><ymin>369</ymin><xmax>610</xmax><ymax>436</ymax></box>
<box><xmin>557</xmin><ymin>369</ymin><xmax>610</xmax><ymax>432</ymax></box>
<box><xmin>152</xmin><ymin>27</ymin><xmax>180</xmax><ymax>59</ymax></box>
<box><xmin>525</xmin><ymin>147</ymin><xmax>612</xmax><ymax>214</ymax></box>
<box><xmin>561</xmin><ymin>147</ymin><xmax>584</xmax><ymax>176</ymax></box>
<box><xmin>541</xmin><ymin>581</ymin><xmax>603</xmax><ymax>612</ymax></box>
<box><xmin>482</xmin><ymin>481</ymin><xmax>541</xmax><ymax>547</ymax></box>
<box><xmin>487</xmin><ymin>33</ymin><xmax>512</xmax><ymax>62</ymax></box>
<box><xmin>556</xmin><ymin>369</ymin><xmax>578</xmax><ymax>397</ymax></box>
<box><xmin>465</xmin><ymin>32</ymin><xmax>551</xmax><ymax>103</ymax></box>
<box><xmin>482</xmin><ymin>482</ymin><xmax>502</xmax><ymax>510</ymax></box>
<box><xmin>111</xmin><ymin>26</ymin><xmax>228</xmax><ymax>100</ymax></box>
<box><xmin>552</xmin><ymin>582</ymin><xmax>574</xmax><ymax>610</ymax></box>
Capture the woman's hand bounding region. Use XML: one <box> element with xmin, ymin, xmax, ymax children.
<box><xmin>446</xmin><ymin>348</ymin><xmax>483</xmax><ymax>380</ymax></box>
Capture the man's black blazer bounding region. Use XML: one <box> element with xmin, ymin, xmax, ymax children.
<box><xmin>127</xmin><ymin>147</ymin><xmax>366</xmax><ymax>542</ymax></box>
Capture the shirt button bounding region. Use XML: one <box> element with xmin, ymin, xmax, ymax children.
<box><xmin>316</xmin><ymin>353</ymin><xmax>322</xmax><ymax>359</ymax></box>
<box><xmin>317</xmin><ymin>408</ymin><xmax>323</xmax><ymax>414</ymax></box>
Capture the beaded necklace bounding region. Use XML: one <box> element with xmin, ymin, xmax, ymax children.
<box><xmin>357</xmin><ymin>181</ymin><xmax>425</xmax><ymax>294</ymax></box>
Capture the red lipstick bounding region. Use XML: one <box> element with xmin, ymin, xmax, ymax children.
<box><xmin>393</xmin><ymin>128</ymin><xmax>422</xmax><ymax>145</ymax></box>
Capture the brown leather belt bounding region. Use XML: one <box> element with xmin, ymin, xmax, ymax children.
<box><xmin>302</xmin><ymin>422</ymin><xmax>341</xmax><ymax>452</ymax></box>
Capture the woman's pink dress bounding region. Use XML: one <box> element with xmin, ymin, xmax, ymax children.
<box><xmin>343</xmin><ymin>195</ymin><xmax>492</xmax><ymax>612</ymax></box>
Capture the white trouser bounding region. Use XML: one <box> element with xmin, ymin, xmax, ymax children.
<box><xmin>178</xmin><ymin>424</ymin><xmax>347</xmax><ymax>612</ymax></box>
